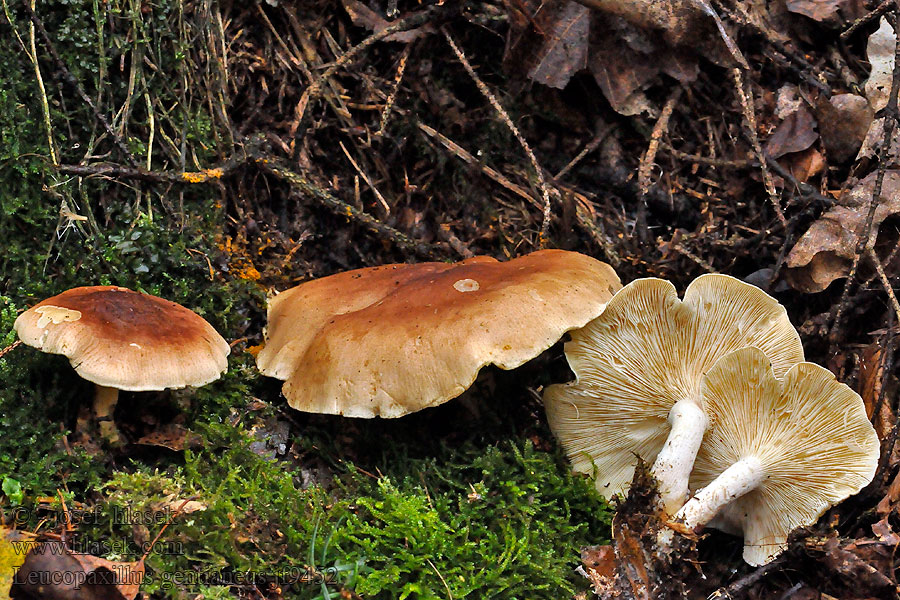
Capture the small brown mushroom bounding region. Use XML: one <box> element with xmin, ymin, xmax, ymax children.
<box><xmin>257</xmin><ymin>250</ymin><xmax>621</xmax><ymax>417</ymax></box>
<box><xmin>14</xmin><ymin>286</ymin><xmax>230</xmax><ymax>443</ymax></box>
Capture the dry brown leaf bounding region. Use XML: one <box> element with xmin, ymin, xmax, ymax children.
<box><xmin>579</xmin><ymin>544</ymin><xmax>616</xmax><ymax>592</ymax></box>
<box><xmin>588</xmin><ymin>16</ymin><xmax>697</xmax><ymax>116</ymax></box>
<box><xmin>504</xmin><ymin>0</ymin><xmax>698</xmax><ymax>114</ymax></box>
<box><xmin>765</xmin><ymin>105</ymin><xmax>818</xmax><ymax>158</ymax></box>
<box><xmin>341</xmin><ymin>0</ymin><xmax>433</xmax><ymax>43</ymax></box>
<box><xmin>816</xmin><ymin>94</ymin><xmax>873</xmax><ymax>163</ymax></box>
<box><xmin>574</xmin><ymin>0</ymin><xmax>717</xmax><ymax>47</ymax></box>
<box><xmin>864</xmin><ymin>17</ymin><xmax>896</xmax><ymax>113</ymax></box>
<box><xmin>785</xmin><ymin>0</ymin><xmax>843</xmax><ymax>22</ymax></box>
<box><xmin>151</xmin><ymin>494</ymin><xmax>207</xmax><ymax>516</ymax></box>
<box><xmin>820</xmin><ymin>536</ymin><xmax>898</xmax><ymax>594</ymax></box>
<box><xmin>784</xmin><ymin>147</ymin><xmax>826</xmax><ymax>183</ymax></box>
<box><xmin>786</xmin><ymin>170</ymin><xmax>900</xmax><ymax>292</ymax></box>
<box><xmin>11</xmin><ymin>542</ymin><xmax>144</xmax><ymax>600</ymax></box>
<box><xmin>503</xmin><ymin>0</ymin><xmax>592</xmax><ymax>91</ymax></box>
<box><xmin>525</xmin><ymin>1</ymin><xmax>591</xmax><ymax>89</ymax></box>
<box><xmin>857</xmin><ymin>117</ymin><xmax>900</xmax><ymax>164</ymax></box>
<box><xmin>132</xmin><ymin>424</ymin><xmax>202</xmax><ymax>452</ymax></box>
<box><xmin>859</xmin><ymin>345</ymin><xmax>895</xmax><ymax>442</ymax></box>
<box><xmin>876</xmin><ymin>470</ymin><xmax>900</xmax><ymax>517</ymax></box>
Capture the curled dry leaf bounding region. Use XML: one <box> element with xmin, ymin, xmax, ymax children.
<box><xmin>864</xmin><ymin>17</ymin><xmax>896</xmax><ymax>113</ymax></box>
<box><xmin>578</xmin><ymin>545</ymin><xmax>616</xmax><ymax>592</ymax></box>
<box><xmin>133</xmin><ymin>424</ymin><xmax>202</xmax><ymax>452</ymax></box>
<box><xmin>341</xmin><ymin>0</ymin><xmax>434</xmax><ymax>43</ymax></box>
<box><xmin>815</xmin><ymin>94</ymin><xmax>873</xmax><ymax>163</ymax></box>
<box><xmin>784</xmin><ymin>147</ymin><xmax>826</xmax><ymax>183</ymax></box>
<box><xmin>503</xmin><ymin>0</ymin><xmax>699</xmax><ymax>115</ymax></box>
<box><xmin>519</xmin><ymin>1</ymin><xmax>591</xmax><ymax>90</ymax></box>
<box><xmin>786</xmin><ymin>170</ymin><xmax>900</xmax><ymax>292</ymax></box>
<box><xmin>856</xmin><ymin>116</ymin><xmax>900</xmax><ymax>164</ymax></box>
<box><xmin>785</xmin><ymin>0</ymin><xmax>865</xmax><ymax>25</ymax></box>
<box><xmin>12</xmin><ymin>542</ymin><xmax>144</xmax><ymax>600</ymax></box>
<box><xmin>764</xmin><ymin>104</ymin><xmax>818</xmax><ymax>158</ymax></box>
<box><xmin>858</xmin><ymin>344</ymin><xmax>895</xmax><ymax>442</ymax></box>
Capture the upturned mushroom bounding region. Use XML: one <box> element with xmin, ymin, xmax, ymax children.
<box><xmin>257</xmin><ymin>250</ymin><xmax>621</xmax><ymax>418</ymax></box>
<box><xmin>675</xmin><ymin>347</ymin><xmax>879</xmax><ymax>565</ymax></box>
<box><xmin>14</xmin><ymin>286</ymin><xmax>230</xmax><ymax>443</ymax></box>
<box><xmin>543</xmin><ymin>274</ymin><xmax>805</xmax><ymax>515</ymax></box>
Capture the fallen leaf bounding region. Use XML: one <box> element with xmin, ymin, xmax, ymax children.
<box><xmin>588</xmin><ymin>16</ymin><xmax>697</xmax><ymax>115</ymax></box>
<box><xmin>856</xmin><ymin>116</ymin><xmax>900</xmax><ymax>164</ymax></box>
<box><xmin>876</xmin><ymin>469</ymin><xmax>900</xmax><ymax>517</ymax></box>
<box><xmin>503</xmin><ymin>0</ymin><xmax>698</xmax><ymax>114</ymax></box>
<box><xmin>858</xmin><ymin>344</ymin><xmax>895</xmax><ymax>441</ymax></box>
<box><xmin>341</xmin><ymin>0</ymin><xmax>433</xmax><ymax>43</ymax></box>
<box><xmin>864</xmin><ymin>17</ymin><xmax>896</xmax><ymax>113</ymax></box>
<box><xmin>824</xmin><ymin>537</ymin><xmax>898</xmax><ymax>593</ymax></box>
<box><xmin>785</xmin><ymin>0</ymin><xmax>846</xmax><ymax>22</ymax></box>
<box><xmin>11</xmin><ymin>541</ymin><xmax>144</xmax><ymax>600</ymax></box>
<box><xmin>764</xmin><ymin>105</ymin><xmax>818</xmax><ymax>158</ymax></box>
<box><xmin>871</xmin><ymin>518</ymin><xmax>900</xmax><ymax>545</ymax></box>
<box><xmin>151</xmin><ymin>494</ymin><xmax>207</xmax><ymax>516</ymax></box>
<box><xmin>580</xmin><ymin>544</ymin><xmax>616</xmax><ymax>584</ymax></box>
<box><xmin>132</xmin><ymin>424</ymin><xmax>201</xmax><ymax>452</ymax></box>
<box><xmin>784</xmin><ymin>147</ymin><xmax>826</xmax><ymax>183</ymax></box>
<box><xmin>526</xmin><ymin>1</ymin><xmax>591</xmax><ymax>89</ymax></box>
<box><xmin>1</xmin><ymin>527</ymin><xmax>36</xmax><ymax>598</ymax></box>
<box><xmin>816</xmin><ymin>94</ymin><xmax>873</xmax><ymax>163</ymax></box>
<box><xmin>786</xmin><ymin>170</ymin><xmax>900</xmax><ymax>292</ymax></box>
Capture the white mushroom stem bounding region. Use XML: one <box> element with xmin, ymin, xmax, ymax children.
<box><xmin>652</xmin><ymin>398</ymin><xmax>709</xmax><ymax>515</ymax></box>
<box><xmin>675</xmin><ymin>456</ymin><xmax>766</xmax><ymax>530</ymax></box>
<box><xmin>93</xmin><ymin>384</ymin><xmax>121</xmax><ymax>444</ymax></box>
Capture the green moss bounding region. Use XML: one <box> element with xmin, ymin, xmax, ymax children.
<box><xmin>1</xmin><ymin>4</ymin><xmax>612</xmax><ymax>599</ymax></box>
<box><xmin>83</xmin><ymin>425</ymin><xmax>610</xmax><ymax>599</ymax></box>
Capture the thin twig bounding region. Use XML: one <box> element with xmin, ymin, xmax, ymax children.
<box><xmin>639</xmin><ymin>89</ymin><xmax>680</xmax><ymax>196</ymax></box>
<box><xmin>249</xmin><ymin>153</ymin><xmax>440</xmax><ymax>259</ymax></box>
<box><xmin>338</xmin><ymin>141</ymin><xmax>391</xmax><ymax>215</ymax></box>
<box><xmin>296</xmin><ymin>5</ymin><xmax>446</xmax><ymax>132</ymax></box>
<box><xmin>830</xmin><ymin>16</ymin><xmax>900</xmax><ymax>348</ymax></box>
<box><xmin>0</xmin><ymin>340</ymin><xmax>22</xmax><ymax>360</ymax></box>
<box><xmin>417</xmin><ymin>122</ymin><xmax>540</xmax><ymax>208</ymax></box>
<box><xmin>23</xmin><ymin>1</ymin><xmax>138</xmax><ymax>168</ymax></box>
<box><xmin>706</xmin><ymin>554</ymin><xmax>788</xmax><ymax>599</ymax></box>
<box><xmin>27</xmin><ymin>0</ymin><xmax>57</xmax><ymax>165</ymax></box>
<box><xmin>869</xmin><ymin>247</ymin><xmax>900</xmax><ymax>325</ymax></box>
<box><xmin>376</xmin><ymin>42</ymin><xmax>412</xmax><ymax>136</ymax></box>
<box><xmin>442</xmin><ymin>26</ymin><xmax>553</xmax><ymax>247</ymax></box>
<box><xmin>57</xmin><ymin>140</ymin><xmax>441</xmax><ymax>259</ymax></box>
<box><xmin>733</xmin><ymin>68</ymin><xmax>787</xmax><ymax>226</ymax></box>
<box><xmin>841</xmin><ymin>0</ymin><xmax>896</xmax><ymax>41</ymax></box>
<box><xmin>659</xmin><ymin>142</ymin><xmax>753</xmax><ymax>168</ymax></box>
<box><xmin>554</xmin><ymin>124</ymin><xmax>614</xmax><ymax>180</ymax></box>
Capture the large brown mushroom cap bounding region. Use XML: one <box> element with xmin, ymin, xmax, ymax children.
<box><xmin>14</xmin><ymin>286</ymin><xmax>230</xmax><ymax>391</ymax></box>
<box><xmin>543</xmin><ymin>274</ymin><xmax>805</xmax><ymax>500</ymax></box>
<box><xmin>257</xmin><ymin>260</ymin><xmax>464</xmax><ymax>380</ymax></box>
<box><xmin>262</xmin><ymin>250</ymin><xmax>621</xmax><ymax>418</ymax></box>
<box><xmin>686</xmin><ymin>347</ymin><xmax>879</xmax><ymax>565</ymax></box>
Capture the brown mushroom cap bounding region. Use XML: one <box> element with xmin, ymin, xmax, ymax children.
<box><xmin>543</xmin><ymin>274</ymin><xmax>805</xmax><ymax>501</ymax></box>
<box><xmin>260</xmin><ymin>250</ymin><xmax>621</xmax><ymax>418</ymax></box>
<box><xmin>14</xmin><ymin>286</ymin><xmax>230</xmax><ymax>391</ymax></box>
